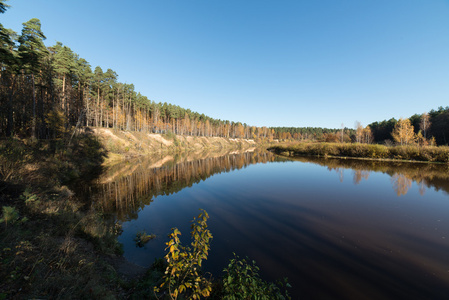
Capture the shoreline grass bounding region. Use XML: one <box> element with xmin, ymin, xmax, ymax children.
<box><xmin>268</xmin><ymin>142</ymin><xmax>449</xmax><ymax>164</ymax></box>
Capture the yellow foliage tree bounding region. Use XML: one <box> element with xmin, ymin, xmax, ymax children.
<box><xmin>363</xmin><ymin>126</ymin><xmax>373</xmax><ymax>144</ymax></box>
<box><xmin>355</xmin><ymin>121</ymin><xmax>363</xmax><ymax>143</ymax></box>
<box><xmin>391</xmin><ymin>118</ymin><xmax>415</xmax><ymax>146</ymax></box>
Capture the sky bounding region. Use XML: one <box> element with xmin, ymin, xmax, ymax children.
<box><xmin>2</xmin><ymin>0</ymin><xmax>449</xmax><ymax>129</ymax></box>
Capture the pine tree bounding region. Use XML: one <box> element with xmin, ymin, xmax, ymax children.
<box><xmin>0</xmin><ymin>0</ymin><xmax>10</xmax><ymax>14</ymax></box>
<box><xmin>93</xmin><ymin>66</ymin><xmax>104</xmax><ymax>127</ymax></box>
<box><xmin>18</xmin><ymin>18</ymin><xmax>47</xmax><ymax>138</ymax></box>
<box><xmin>0</xmin><ymin>25</ymin><xmax>18</xmax><ymax>137</ymax></box>
<box><xmin>73</xmin><ymin>57</ymin><xmax>92</xmax><ymax>126</ymax></box>
<box><xmin>50</xmin><ymin>42</ymin><xmax>76</xmax><ymax>116</ymax></box>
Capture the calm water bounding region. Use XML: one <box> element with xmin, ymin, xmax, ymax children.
<box><xmin>93</xmin><ymin>150</ymin><xmax>449</xmax><ymax>299</ymax></box>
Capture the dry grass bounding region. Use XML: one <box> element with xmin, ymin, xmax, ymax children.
<box><xmin>269</xmin><ymin>142</ymin><xmax>449</xmax><ymax>163</ymax></box>
<box><xmin>0</xmin><ymin>135</ymin><xmax>126</xmax><ymax>299</ymax></box>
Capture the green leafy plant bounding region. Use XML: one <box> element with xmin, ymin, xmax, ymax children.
<box><xmin>223</xmin><ymin>253</ymin><xmax>291</xmax><ymax>300</ymax></box>
<box><xmin>20</xmin><ymin>187</ymin><xmax>40</xmax><ymax>206</ymax></box>
<box><xmin>134</xmin><ymin>231</ymin><xmax>156</xmax><ymax>247</ymax></box>
<box><xmin>155</xmin><ymin>209</ymin><xmax>213</xmax><ymax>299</ymax></box>
<box><xmin>154</xmin><ymin>210</ymin><xmax>291</xmax><ymax>299</ymax></box>
<box><xmin>0</xmin><ymin>206</ymin><xmax>19</xmax><ymax>227</ymax></box>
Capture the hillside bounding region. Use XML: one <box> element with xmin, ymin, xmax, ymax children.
<box><xmin>90</xmin><ymin>128</ymin><xmax>258</xmax><ymax>163</ymax></box>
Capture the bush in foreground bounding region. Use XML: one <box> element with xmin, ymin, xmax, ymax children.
<box><xmin>154</xmin><ymin>209</ymin><xmax>291</xmax><ymax>300</ymax></box>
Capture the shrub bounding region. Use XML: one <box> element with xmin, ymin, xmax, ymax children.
<box><xmin>155</xmin><ymin>210</ymin><xmax>291</xmax><ymax>300</ymax></box>
<box><xmin>223</xmin><ymin>254</ymin><xmax>291</xmax><ymax>300</ymax></box>
<box><xmin>0</xmin><ymin>206</ymin><xmax>19</xmax><ymax>227</ymax></box>
<box><xmin>368</xmin><ymin>144</ymin><xmax>389</xmax><ymax>159</ymax></box>
<box><xmin>156</xmin><ymin>209</ymin><xmax>213</xmax><ymax>299</ymax></box>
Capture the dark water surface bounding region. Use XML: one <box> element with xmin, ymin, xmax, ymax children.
<box><xmin>93</xmin><ymin>150</ymin><xmax>449</xmax><ymax>299</ymax></box>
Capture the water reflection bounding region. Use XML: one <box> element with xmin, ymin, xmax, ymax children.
<box><xmin>95</xmin><ymin>149</ymin><xmax>285</xmax><ymax>221</ymax></box>
<box><xmin>291</xmin><ymin>156</ymin><xmax>449</xmax><ymax>196</ymax></box>
<box><xmin>353</xmin><ymin>169</ymin><xmax>370</xmax><ymax>185</ymax></box>
<box><xmin>391</xmin><ymin>174</ymin><xmax>412</xmax><ymax>196</ymax></box>
<box><xmin>88</xmin><ymin>152</ymin><xmax>449</xmax><ymax>299</ymax></box>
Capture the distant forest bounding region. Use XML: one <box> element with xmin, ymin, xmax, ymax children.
<box><xmin>272</xmin><ymin>106</ymin><xmax>449</xmax><ymax>146</ymax></box>
<box><xmin>1</xmin><ymin>3</ymin><xmax>448</xmax><ymax>145</ymax></box>
<box><xmin>368</xmin><ymin>107</ymin><xmax>449</xmax><ymax>146</ymax></box>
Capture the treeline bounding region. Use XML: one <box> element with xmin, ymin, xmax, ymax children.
<box><xmin>272</xmin><ymin>106</ymin><xmax>449</xmax><ymax>146</ymax></box>
<box><xmin>270</xmin><ymin>127</ymin><xmax>356</xmax><ymax>142</ymax></box>
<box><xmin>368</xmin><ymin>106</ymin><xmax>449</xmax><ymax>145</ymax></box>
<box><xmin>0</xmin><ymin>7</ymin><xmax>275</xmax><ymax>141</ymax></box>
<box><xmin>2</xmin><ymin>3</ymin><xmax>448</xmax><ymax>145</ymax></box>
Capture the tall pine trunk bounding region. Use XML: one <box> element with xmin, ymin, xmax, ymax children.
<box><xmin>6</xmin><ymin>74</ymin><xmax>16</xmax><ymax>137</ymax></box>
<box><xmin>32</xmin><ymin>73</ymin><xmax>36</xmax><ymax>138</ymax></box>
<box><xmin>96</xmin><ymin>86</ymin><xmax>100</xmax><ymax>127</ymax></box>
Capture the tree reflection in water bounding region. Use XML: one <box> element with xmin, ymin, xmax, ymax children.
<box><xmin>391</xmin><ymin>174</ymin><xmax>413</xmax><ymax>196</ymax></box>
<box><xmin>353</xmin><ymin>170</ymin><xmax>370</xmax><ymax>185</ymax></box>
<box><xmin>94</xmin><ymin>149</ymin><xmax>286</xmax><ymax>221</ymax></box>
<box><xmin>95</xmin><ymin>153</ymin><xmax>449</xmax><ymax>221</ymax></box>
<box><xmin>83</xmin><ymin>151</ymin><xmax>449</xmax><ymax>300</ymax></box>
<box><xmin>290</xmin><ymin>156</ymin><xmax>449</xmax><ymax>197</ymax></box>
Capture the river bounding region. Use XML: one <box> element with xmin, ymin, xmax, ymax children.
<box><xmin>90</xmin><ymin>150</ymin><xmax>449</xmax><ymax>299</ymax></box>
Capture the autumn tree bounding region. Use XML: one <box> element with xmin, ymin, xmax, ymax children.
<box><xmin>420</xmin><ymin>112</ymin><xmax>431</xmax><ymax>140</ymax></box>
<box><xmin>340</xmin><ymin>123</ymin><xmax>345</xmax><ymax>143</ymax></box>
<box><xmin>391</xmin><ymin>118</ymin><xmax>415</xmax><ymax>146</ymax></box>
<box><xmin>363</xmin><ymin>126</ymin><xmax>373</xmax><ymax>144</ymax></box>
<box><xmin>355</xmin><ymin>121</ymin><xmax>363</xmax><ymax>143</ymax></box>
<box><xmin>415</xmin><ymin>130</ymin><xmax>427</xmax><ymax>146</ymax></box>
<box><xmin>324</xmin><ymin>132</ymin><xmax>339</xmax><ymax>143</ymax></box>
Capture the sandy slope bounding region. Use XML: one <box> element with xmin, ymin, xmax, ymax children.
<box><xmin>90</xmin><ymin>127</ymin><xmax>257</xmax><ymax>162</ymax></box>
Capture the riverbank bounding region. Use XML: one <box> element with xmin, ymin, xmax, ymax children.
<box><xmin>0</xmin><ymin>134</ymin><xmax>129</xmax><ymax>298</ymax></box>
<box><xmin>0</xmin><ymin>129</ymin><xmax>264</xmax><ymax>299</ymax></box>
<box><xmin>91</xmin><ymin>127</ymin><xmax>258</xmax><ymax>164</ymax></box>
<box><xmin>268</xmin><ymin>142</ymin><xmax>449</xmax><ymax>163</ymax></box>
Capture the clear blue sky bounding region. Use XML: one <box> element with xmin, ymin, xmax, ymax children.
<box><xmin>2</xmin><ymin>0</ymin><xmax>449</xmax><ymax>129</ymax></box>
